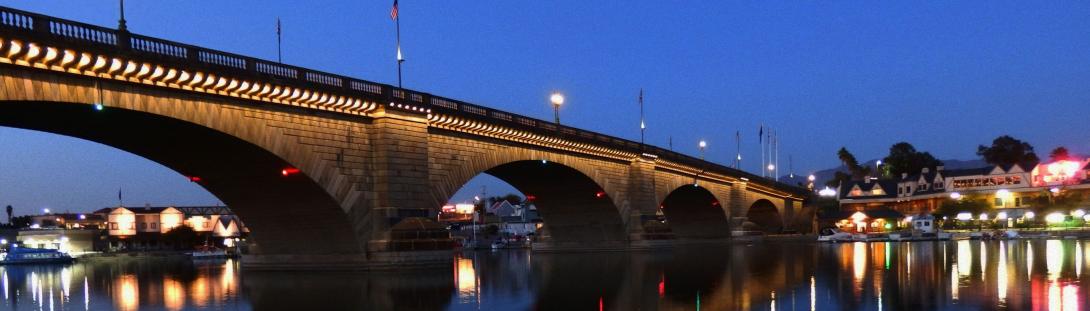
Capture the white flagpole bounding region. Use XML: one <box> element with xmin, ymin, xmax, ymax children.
<box><xmin>639</xmin><ymin>88</ymin><xmax>645</xmax><ymax>146</ymax></box>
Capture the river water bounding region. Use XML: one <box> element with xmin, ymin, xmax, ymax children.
<box><xmin>0</xmin><ymin>239</ymin><xmax>1088</xmax><ymax>310</ymax></box>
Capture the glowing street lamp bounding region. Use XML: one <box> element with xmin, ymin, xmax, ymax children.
<box><xmin>949</xmin><ymin>192</ymin><xmax>962</xmax><ymax>200</ymax></box>
<box><xmin>550</xmin><ymin>92</ymin><xmax>564</xmax><ymax>125</ymax></box>
<box><xmin>43</xmin><ymin>208</ymin><xmax>50</xmax><ymax>214</ymax></box>
<box><xmin>698</xmin><ymin>140</ymin><xmax>707</xmax><ymax>160</ymax></box>
<box><xmin>1025</xmin><ymin>211</ymin><xmax>1036</xmax><ymax>220</ymax></box>
<box><xmin>818</xmin><ymin>187</ymin><xmax>837</xmax><ymax>197</ymax></box>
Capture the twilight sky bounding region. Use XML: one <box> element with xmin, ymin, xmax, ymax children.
<box><xmin>1</xmin><ymin>1</ymin><xmax>1089</xmax><ymax>215</ymax></box>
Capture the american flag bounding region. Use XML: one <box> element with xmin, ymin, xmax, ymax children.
<box><xmin>390</xmin><ymin>0</ymin><xmax>399</xmax><ymax>20</ymax></box>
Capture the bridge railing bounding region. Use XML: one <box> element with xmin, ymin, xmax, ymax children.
<box><xmin>0</xmin><ymin>5</ymin><xmax>805</xmax><ymax>197</ymax></box>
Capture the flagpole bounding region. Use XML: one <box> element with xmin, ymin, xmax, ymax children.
<box><xmin>639</xmin><ymin>88</ymin><xmax>645</xmax><ymax>146</ymax></box>
<box><xmin>276</xmin><ymin>18</ymin><xmax>282</xmax><ymax>63</ymax></box>
<box><xmin>759</xmin><ymin>124</ymin><xmax>764</xmax><ymax>177</ymax></box>
<box><xmin>735</xmin><ymin>130</ymin><xmax>740</xmax><ymax>169</ymax></box>
<box><xmin>395</xmin><ymin>4</ymin><xmax>403</xmax><ymax>89</ymax></box>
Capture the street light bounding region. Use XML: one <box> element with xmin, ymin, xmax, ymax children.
<box><xmin>43</xmin><ymin>208</ymin><xmax>50</xmax><ymax>214</ymax></box>
<box><xmin>807</xmin><ymin>174</ymin><xmax>816</xmax><ymax>191</ymax></box>
<box><xmin>875</xmin><ymin>160</ymin><xmax>883</xmax><ymax>178</ymax></box>
<box><xmin>698</xmin><ymin>140</ymin><xmax>707</xmax><ymax>159</ymax></box>
<box><xmin>550</xmin><ymin>92</ymin><xmax>564</xmax><ymax>125</ymax></box>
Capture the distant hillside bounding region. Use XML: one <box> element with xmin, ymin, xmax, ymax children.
<box><xmin>778</xmin><ymin>158</ymin><xmax>989</xmax><ymax>188</ymax></box>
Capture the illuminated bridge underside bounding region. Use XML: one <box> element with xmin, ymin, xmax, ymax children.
<box><xmin>0</xmin><ymin>6</ymin><xmax>807</xmax><ymax>269</ymax></box>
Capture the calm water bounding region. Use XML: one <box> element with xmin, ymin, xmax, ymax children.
<box><xmin>2</xmin><ymin>240</ymin><xmax>1089</xmax><ymax>310</ymax></box>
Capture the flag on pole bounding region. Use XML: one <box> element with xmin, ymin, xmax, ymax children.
<box><xmin>758</xmin><ymin>125</ymin><xmax>763</xmax><ymax>143</ymax></box>
<box><xmin>390</xmin><ymin>0</ymin><xmax>399</xmax><ymax>20</ymax></box>
<box><xmin>276</xmin><ymin>17</ymin><xmax>281</xmax><ymax>36</ymax></box>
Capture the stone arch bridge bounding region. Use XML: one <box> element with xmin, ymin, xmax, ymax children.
<box><xmin>0</xmin><ymin>6</ymin><xmax>809</xmax><ymax>269</ymax></box>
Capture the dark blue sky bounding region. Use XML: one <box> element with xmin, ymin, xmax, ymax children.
<box><xmin>2</xmin><ymin>1</ymin><xmax>1089</xmax><ymax>214</ymax></box>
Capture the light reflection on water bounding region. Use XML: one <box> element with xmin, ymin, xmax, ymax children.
<box><xmin>0</xmin><ymin>240</ymin><xmax>1088</xmax><ymax>310</ymax></box>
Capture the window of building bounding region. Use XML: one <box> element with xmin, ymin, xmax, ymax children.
<box><xmin>140</xmin><ymin>223</ymin><xmax>147</xmax><ymax>229</ymax></box>
<box><xmin>1015</xmin><ymin>197</ymin><xmax>1022</xmax><ymax>207</ymax></box>
<box><xmin>995</xmin><ymin>197</ymin><xmax>1004</xmax><ymax>207</ymax></box>
<box><xmin>110</xmin><ymin>222</ymin><xmax>118</xmax><ymax>230</ymax></box>
<box><xmin>151</xmin><ymin>223</ymin><xmax>157</xmax><ymax>230</ymax></box>
<box><xmin>128</xmin><ymin>223</ymin><xmax>135</xmax><ymax>229</ymax></box>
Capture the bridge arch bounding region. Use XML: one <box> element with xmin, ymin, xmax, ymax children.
<box><xmin>659</xmin><ymin>185</ymin><xmax>730</xmax><ymax>239</ymax></box>
<box><xmin>746</xmin><ymin>199</ymin><xmax>783</xmax><ymax>234</ymax></box>
<box><xmin>0</xmin><ymin>68</ymin><xmax>373</xmax><ymax>260</ymax></box>
<box><xmin>435</xmin><ymin>158</ymin><xmax>628</xmax><ymax>246</ymax></box>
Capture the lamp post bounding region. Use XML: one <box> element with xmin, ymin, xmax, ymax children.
<box><xmin>698</xmin><ymin>140</ymin><xmax>707</xmax><ymax>160</ymax></box>
<box><xmin>876</xmin><ymin>160</ymin><xmax>882</xmax><ymax>178</ymax></box>
<box><xmin>550</xmin><ymin>93</ymin><xmax>564</xmax><ymax>126</ymax></box>
<box><xmin>808</xmin><ymin>174</ymin><xmax>816</xmax><ymax>191</ymax></box>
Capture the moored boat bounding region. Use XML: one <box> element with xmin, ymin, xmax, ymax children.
<box><xmin>0</xmin><ymin>247</ymin><xmax>75</xmax><ymax>265</ymax></box>
<box><xmin>817</xmin><ymin>228</ymin><xmax>854</xmax><ymax>242</ymax></box>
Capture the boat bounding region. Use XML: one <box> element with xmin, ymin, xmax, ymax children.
<box><xmin>817</xmin><ymin>228</ymin><xmax>854</xmax><ymax>242</ymax></box>
<box><xmin>0</xmin><ymin>247</ymin><xmax>75</xmax><ymax>265</ymax></box>
<box><xmin>188</xmin><ymin>246</ymin><xmax>228</xmax><ymax>259</ymax></box>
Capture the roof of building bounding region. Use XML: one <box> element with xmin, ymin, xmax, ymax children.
<box><xmin>942</xmin><ymin>167</ymin><xmax>993</xmax><ymax>177</ymax></box>
<box><xmin>93</xmin><ymin>206</ymin><xmax>234</xmax><ymax>216</ymax></box>
<box><xmin>839</xmin><ymin>180</ymin><xmax>898</xmax><ymax>200</ymax></box>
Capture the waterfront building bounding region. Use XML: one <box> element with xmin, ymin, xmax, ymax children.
<box><xmin>28</xmin><ymin>213</ymin><xmax>107</xmax><ymax>229</ymax></box>
<box><xmin>15</xmin><ymin>228</ymin><xmax>101</xmax><ymax>255</ymax></box>
<box><xmin>93</xmin><ymin>206</ymin><xmax>248</xmax><ymax>250</ymax></box>
<box><xmin>837</xmin><ymin>158</ymin><xmax>1090</xmax><ymax>222</ymax></box>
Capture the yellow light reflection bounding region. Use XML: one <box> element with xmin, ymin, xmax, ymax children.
<box><xmin>980</xmin><ymin>241</ymin><xmax>987</xmax><ymax>281</ymax></box>
<box><xmin>1077</xmin><ymin>242</ymin><xmax>1083</xmax><ymax>277</ymax></box>
<box><xmin>1047</xmin><ymin>240</ymin><xmax>1062</xmax><ymax>281</ymax></box>
<box><xmin>951</xmin><ymin>263</ymin><xmax>959</xmax><ymax>301</ymax></box>
<box><xmin>810</xmin><ymin>276</ymin><xmax>816</xmax><ymax>311</ymax></box>
<box><xmin>221</xmin><ymin>259</ymin><xmax>236</xmax><ymax>289</ymax></box>
<box><xmin>455</xmin><ymin>257</ymin><xmax>478</xmax><ymax>301</ymax></box>
<box><xmin>957</xmin><ymin>240</ymin><xmax>971</xmax><ymax>277</ymax></box>
<box><xmin>163</xmin><ymin>277</ymin><xmax>185</xmax><ymax>311</ymax></box>
<box><xmin>853</xmin><ymin>242</ymin><xmax>866</xmax><ymax>281</ymax></box>
<box><xmin>997</xmin><ymin>242</ymin><xmax>1007</xmax><ymax>303</ymax></box>
<box><xmin>1062</xmin><ymin>284</ymin><xmax>1078</xmax><ymax>311</ymax></box>
<box><xmin>115</xmin><ymin>274</ymin><xmax>138</xmax><ymax>311</ymax></box>
<box><xmin>1049</xmin><ymin>282</ymin><xmax>1061</xmax><ymax>311</ymax></box>
<box><xmin>190</xmin><ymin>275</ymin><xmax>210</xmax><ymax>308</ymax></box>
<box><xmin>1027</xmin><ymin>241</ymin><xmax>1034</xmax><ymax>279</ymax></box>
<box><xmin>61</xmin><ymin>267</ymin><xmax>72</xmax><ymax>298</ymax></box>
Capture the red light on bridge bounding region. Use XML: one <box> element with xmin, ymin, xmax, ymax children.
<box><xmin>595</xmin><ymin>191</ymin><xmax>606</xmax><ymax>198</ymax></box>
<box><xmin>187</xmin><ymin>176</ymin><xmax>202</xmax><ymax>182</ymax></box>
<box><xmin>525</xmin><ymin>195</ymin><xmax>536</xmax><ymax>201</ymax></box>
<box><xmin>281</xmin><ymin>167</ymin><xmax>301</xmax><ymax>176</ymax></box>
<box><xmin>712</xmin><ymin>201</ymin><xmax>720</xmax><ymax>206</ymax></box>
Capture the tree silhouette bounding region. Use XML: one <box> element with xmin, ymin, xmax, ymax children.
<box><xmin>1050</xmin><ymin>147</ymin><xmax>1071</xmax><ymax>162</ymax></box>
<box><xmin>882</xmin><ymin>142</ymin><xmax>943</xmax><ymax>177</ymax></box>
<box><xmin>977</xmin><ymin>135</ymin><xmax>1039</xmax><ymax>167</ymax></box>
<box><xmin>5</xmin><ymin>205</ymin><xmax>11</xmax><ymax>224</ymax></box>
<box><xmin>826</xmin><ymin>147</ymin><xmax>872</xmax><ymax>187</ymax></box>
